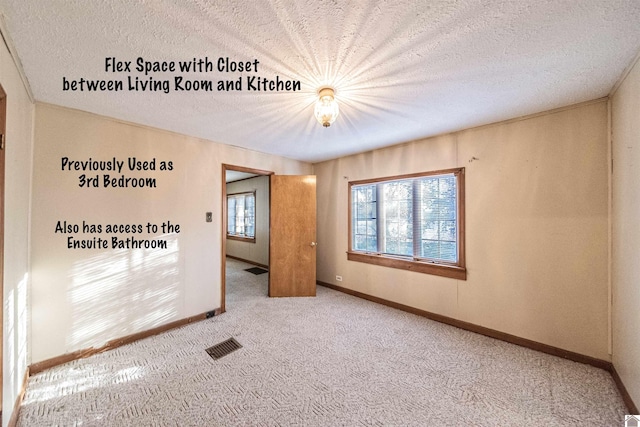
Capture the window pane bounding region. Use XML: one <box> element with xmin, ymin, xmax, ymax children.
<box><xmin>245</xmin><ymin>194</ymin><xmax>255</xmax><ymax>237</ymax></box>
<box><xmin>227</xmin><ymin>192</ymin><xmax>256</xmax><ymax>238</ymax></box>
<box><xmin>356</xmin><ymin>202</ymin><xmax>367</xmax><ymax>218</ymax></box>
<box><xmin>235</xmin><ymin>195</ymin><xmax>245</xmax><ymax>235</ymax></box>
<box><xmin>367</xmin><ymin>202</ymin><xmax>376</xmax><ymax>218</ymax></box>
<box><xmin>354</xmin><ymin>234</ymin><xmax>366</xmax><ymax>251</ymax></box>
<box><xmin>422</xmin><ymin>240</ymin><xmax>439</xmax><ymax>259</ymax></box>
<box><xmin>366</xmin><ymin>221</ymin><xmax>378</xmax><ymax>252</ymax></box>
<box><xmin>422</xmin><ymin>220</ymin><xmax>438</xmax><ymax>240</ymax></box>
<box><xmin>352</xmin><ymin>185</ymin><xmax>378</xmax><ymax>252</ymax></box>
<box><xmin>439</xmin><ymin>220</ymin><xmax>456</xmax><ymax>242</ymax></box>
<box><xmin>382</xmin><ymin>181</ymin><xmax>413</xmax><ymax>256</ymax></box>
<box><xmin>227</xmin><ymin>198</ymin><xmax>236</xmax><ymax>234</ymax></box>
<box><xmin>440</xmin><ymin>241</ymin><xmax>457</xmax><ymax>261</ymax></box>
<box><xmin>418</xmin><ymin>175</ymin><xmax>457</xmax><ymax>262</ymax></box>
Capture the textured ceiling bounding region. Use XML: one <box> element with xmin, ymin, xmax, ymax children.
<box><xmin>1</xmin><ymin>1</ymin><xmax>639</xmax><ymax>163</ymax></box>
<box><xmin>226</xmin><ymin>171</ymin><xmax>259</xmax><ymax>183</ymax></box>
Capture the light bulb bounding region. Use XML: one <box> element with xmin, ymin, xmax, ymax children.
<box><xmin>314</xmin><ymin>87</ymin><xmax>339</xmax><ymax>127</ymax></box>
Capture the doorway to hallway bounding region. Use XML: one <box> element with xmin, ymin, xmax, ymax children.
<box><xmin>221</xmin><ymin>164</ymin><xmax>273</xmax><ymax>313</ymax></box>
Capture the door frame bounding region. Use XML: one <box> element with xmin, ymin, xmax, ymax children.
<box><xmin>0</xmin><ymin>83</ymin><xmax>6</xmax><ymax>418</ymax></box>
<box><xmin>220</xmin><ymin>164</ymin><xmax>273</xmax><ymax>313</ymax></box>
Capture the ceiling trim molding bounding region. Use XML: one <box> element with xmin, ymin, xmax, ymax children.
<box><xmin>0</xmin><ymin>13</ymin><xmax>34</xmax><ymax>102</ymax></box>
<box><xmin>609</xmin><ymin>46</ymin><xmax>640</xmax><ymax>97</ymax></box>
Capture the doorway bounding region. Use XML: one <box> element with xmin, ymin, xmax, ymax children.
<box><xmin>221</xmin><ymin>164</ymin><xmax>273</xmax><ymax>313</ymax></box>
<box><xmin>220</xmin><ymin>166</ymin><xmax>318</xmax><ymax>312</ymax></box>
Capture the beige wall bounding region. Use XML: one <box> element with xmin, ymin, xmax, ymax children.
<box><xmin>316</xmin><ymin>100</ymin><xmax>610</xmax><ymax>360</ymax></box>
<box><xmin>226</xmin><ymin>175</ymin><xmax>269</xmax><ymax>266</ymax></box>
<box><xmin>30</xmin><ymin>104</ymin><xmax>311</xmax><ymax>363</ymax></box>
<box><xmin>611</xmin><ymin>55</ymin><xmax>640</xmax><ymax>405</ymax></box>
<box><xmin>0</xmin><ymin>37</ymin><xmax>34</xmax><ymax>426</ymax></box>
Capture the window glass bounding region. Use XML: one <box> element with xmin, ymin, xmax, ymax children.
<box><xmin>227</xmin><ymin>192</ymin><xmax>255</xmax><ymax>239</ymax></box>
<box><xmin>418</xmin><ymin>175</ymin><xmax>457</xmax><ymax>262</ymax></box>
<box><xmin>381</xmin><ymin>180</ymin><xmax>413</xmax><ymax>256</ymax></box>
<box><xmin>352</xmin><ymin>185</ymin><xmax>377</xmax><ymax>252</ymax></box>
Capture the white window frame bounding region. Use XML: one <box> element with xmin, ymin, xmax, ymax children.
<box><xmin>227</xmin><ymin>191</ymin><xmax>256</xmax><ymax>242</ymax></box>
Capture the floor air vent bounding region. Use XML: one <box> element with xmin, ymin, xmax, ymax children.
<box><xmin>206</xmin><ymin>338</ymin><xmax>242</xmax><ymax>360</ymax></box>
<box><xmin>245</xmin><ymin>267</ymin><xmax>268</xmax><ymax>275</ymax></box>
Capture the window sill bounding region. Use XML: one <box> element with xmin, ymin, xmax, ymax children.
<box><xmin>347</xmin><ymin>251</ymin><xmax>466</xmax><ymax>280</ymax></box>
<box><xmin>227</xmin><ymin>235</ymin><xmax>256</xmax><ymax>243</ymax></box>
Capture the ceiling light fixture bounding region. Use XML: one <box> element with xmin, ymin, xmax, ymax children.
<box><xmin>314</xmin><ymin>87</ymin><xmax>339</xmax><ymax>127</ymax></box>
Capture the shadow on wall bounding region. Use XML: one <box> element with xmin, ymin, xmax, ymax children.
<box><xmin>67</xmin><ymin>234</ymin><xmax>181</xmax><ymax>350</ymax></box>
<box><xmin>6</xmin><ymin>272</ymin><xmax>29</xmax><ymax>402</ymax></box>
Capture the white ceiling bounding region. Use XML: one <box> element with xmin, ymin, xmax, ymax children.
<box><xmin>226</xmin><ymin>171</ymin><xmax>259</xmax><ymax>183</ymax></box>
<box><xmin>1</xmin><ymin>1</ymin><xmax>639</xmax><ymax>163</ymax></box>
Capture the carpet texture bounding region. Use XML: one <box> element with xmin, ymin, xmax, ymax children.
<box><xmin>18</xmin><ymin>258</ymin><xmax>627</xmax><ymax>426</ymax></box>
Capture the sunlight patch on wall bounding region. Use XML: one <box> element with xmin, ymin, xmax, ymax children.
<box><xmin>17</xmin><ymin>272</ymin><xmax>29</xmax><ymax>388</ymax></box>
<box><xmin>3</xmin><ymin>271</ymin><xmax>28</xmax><ymax>411</ymax></box>
<box><xmin>68</xmin><ymin>234</ymin><xmax>181</xmax><ymax>350</ymax></box>
<box><xmin>6</xmin><ymin>287</ymin><xmax>15</xmax><ymax>398</ymax></box>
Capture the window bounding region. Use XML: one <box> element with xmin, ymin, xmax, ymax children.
<box><xmin>227</xmin><ymin>191</ymin><xmax>256</xmax><ymax>242</ymax></box>
<box><xmin>348</xmin><ymin>168</ymin><xmax>465</xmax><ymax>280</ymax></box>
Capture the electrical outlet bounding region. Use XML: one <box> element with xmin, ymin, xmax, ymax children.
<box><xmin>336</xmin><ymin>275</ymin><xmax>343</xmax><ymax>282</ymax></box>
<box><xmin>206</xmin><ymin>212</ymin><xmax>212</xmax><ymax>222</ymax></box>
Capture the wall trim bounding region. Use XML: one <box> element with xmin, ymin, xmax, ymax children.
<box><xmin>611</xmin><ymin>365</ymin><xmax>639</xmax><ymax>414</ymax></box>
<box><xmin>225</xmin><ymin>254</ymin><xmax>268</xmax><ymax>270</ymax></box>
<box><xmin>7</xmin><ymin>367</ymin><xmax>29</xmax><ymax>427</ymax></box>
<box><xmin>29</xmin><ymin>311</ymin><xmax>215</xmax><ymax>375</ymax></box>
<box><xmin>607</xmin><ymin>98</ymin><xmax>613</xmax><ymax>357</ymax></box>
<box><xmin>317</xmin><ymin>281</ymin><xmax>611</xmax><ymax>370</ymax></box>
<box><xmin>227</xmin><ymin>235</ymin><xmax>257</xmax><ymax>244</ymax></box>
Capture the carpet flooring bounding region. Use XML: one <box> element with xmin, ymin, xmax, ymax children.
<box><xmin>18</xmin><ymin>258</ymin><xmax>627</xmax><ymax>426</ymax></box>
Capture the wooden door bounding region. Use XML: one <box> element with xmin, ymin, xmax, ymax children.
<box><xmin>269</xmin><ymin>175</ymin><xmax>316</xmax><ymax>297</ymax></box>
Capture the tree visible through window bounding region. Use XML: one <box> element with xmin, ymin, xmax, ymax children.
<box><xmin>349</xmin><ymin>168</ymin><xmax>465</xmax><ymax>280</ymax></box>
<box><xmin>227</xmin><ymin>191</ymin><xmax>256</xmax><ymax>240</ymax></box>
